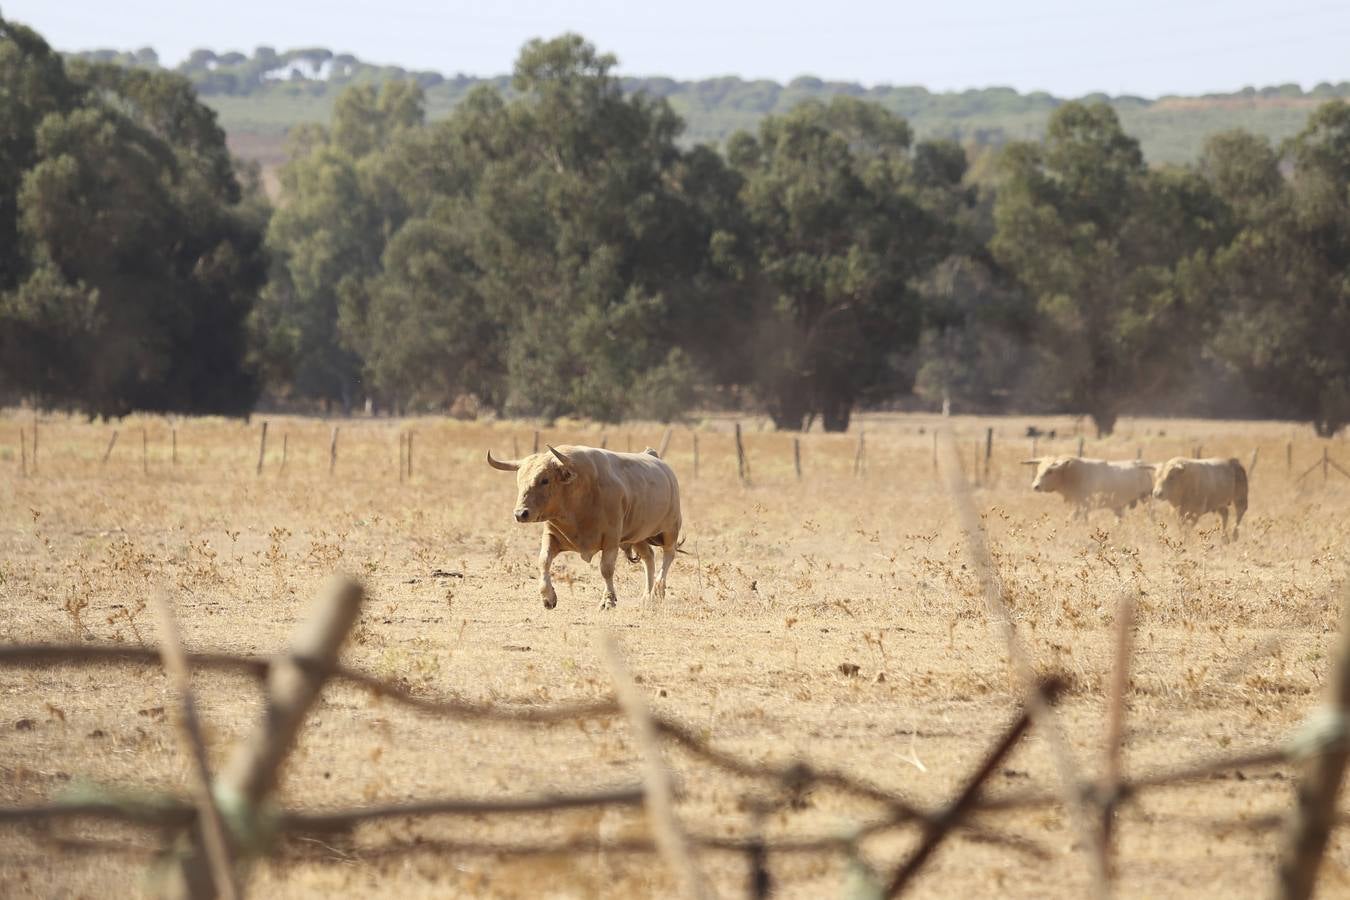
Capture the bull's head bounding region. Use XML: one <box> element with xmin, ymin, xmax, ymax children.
<box><xmin>1152</xmin><ymin>460</ymin><xmax>1183</xmax><ymax>501</ymax></box>
<box><xmin>486</xmin><ymin>444</ymin><xmax>576</xmax><ymax>523</ymax></box>
<box><xmin>1022</xmin><ymin>457</ymin><xmax>1072</xmax><ymax>493</ymax></box>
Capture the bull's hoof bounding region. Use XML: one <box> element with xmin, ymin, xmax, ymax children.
<box><xmin>543</xmin><ymin>595</ymin><xmax>558</xmax><ymax>610</ymax></box>
<box><xmin>649</xmin><ymin>582</ymin><xmax>666</xmax><ymax>602</ymax></box>
<box><xmin>598</xmin><ymin>594</ymin><xmax>617</xmax><ymax>611</ymax></box>
<box><xmin>541</xmin><ymin>586</ymin><xmax>558</xmax><ymax>609</ymax></box>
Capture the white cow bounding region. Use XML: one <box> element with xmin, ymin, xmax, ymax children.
<box><xmin>1022</xmin><ymin>456</ymin><xmax>1155</xmax><ymax>520</ymax></box>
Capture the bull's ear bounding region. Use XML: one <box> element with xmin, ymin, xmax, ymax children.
<box><xmin>487</xmin><ymin>450</ymin><xmax>520</xmax><ymax>472</ymax></box>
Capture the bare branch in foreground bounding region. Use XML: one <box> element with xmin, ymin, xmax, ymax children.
<box><xmin>1275</xmin><ymin>584</ymin><xmax>1350</xmax><ymax>900</ymax></box>
<box><xmin>887</xmin><ymin>678</ymin><xmax>1062</xmax><ymax>896</ymax></box>
<box><xmin>937</xmin><ymin>428</ymin><xmax>1110</xmax><ymax>898</ymax></box>
<box><xmin>152</xmin><ymin>592</ymin><xmax>239</xmax><ymax>900</ymax></box>
<box><xmin>602</xmin><ymin>634</ymin><xmax>711</xmax><ymax>900</ymax></box>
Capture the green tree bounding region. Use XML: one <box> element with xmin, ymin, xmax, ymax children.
<box><xmin>992</xmin><ymin>102</ymin><xmax>1225</xmax><ymax>435</ymax></box>
<box><xmin>726</xmin><ymin>98</ymin><xmax>956</xmax><ymax>430</ymax></box>
<box><xmin>256</xmin><ymin>80</ymin><xmax>422</xmax><ymax>410</ymax></box>
<box><xmin>0</xmin><ymin>17</ymin><xmax>265</xmax><ymax>416</ymax></box>
<box><xmin>1196</xmin><ymin>104</ymin><xmax>1350</xmax><ymax>435</ymax></box>
<box><xmin>384</xmin><ymin>35</ymin><xmax>716</xmax><ymax>421</ymax></box>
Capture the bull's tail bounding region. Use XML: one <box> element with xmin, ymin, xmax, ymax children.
<box><xmin>1231</xmin><ymin>458</ymin><xmax>1248</xmax><ymax>539</ymax></box>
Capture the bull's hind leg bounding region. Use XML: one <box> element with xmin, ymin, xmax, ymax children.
<box><xmin>633</xmin><ymin>542</ymin><xmax>656</xmax><ymax>601</ymax></box>
<box><xmin>538</xmin><ymin>532</ymin><xmax>561</xmax><ymax>610</ymax></box>
<box><xmin>1217</xmin><ymin>506</ymin><xmax>1230</xmax><ymax>543</ymax></box>
<box><xmin>652</xmin><ymin>532</ymin><xmax>678</xmax><ymax>602</ymax></box>
<box><xmin>598</xmin><ymin>542</ymin><xmax>619</xmax><ymax>611</ymax></box>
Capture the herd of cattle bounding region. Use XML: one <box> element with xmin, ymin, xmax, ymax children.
<box><xmin>487</xmin><ymin>443</ymin><xmax>1249</xmax><ymax>610</ymax></box>
<box><xmin>1024</xmin><ymin>454</ymin><xmax>1248</xmax><ymax>535</ymax></box>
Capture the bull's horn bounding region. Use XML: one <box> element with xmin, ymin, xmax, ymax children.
<box><xmin>486</xmin><ymin>450</ymin><xmax>520</xmax><ymax>471</ymax></box>
<box><xmin>547</xmin><ymin>444</ymin><xmax>573</xmax><ymax>469</ymax></box>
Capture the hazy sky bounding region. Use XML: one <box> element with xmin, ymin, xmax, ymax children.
<box><xmin>8</xmin><ymin>0</ymin><xmax>1349</xmax><ymax>97</ymax></box>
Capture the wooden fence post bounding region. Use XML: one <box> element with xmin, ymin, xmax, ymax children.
<box><xmin>172</xmin><ymin>427</ymin><xmax>178</xmax><ymax>467</ymax></box>
<box><xmin>1249</xmin><ymin>447</ymin><xmax>1259</xmax><ymax>476</ymax></box>
<box><xmin>398</xmin><ymin>433</ymin><xmax>406</xmax><ymax>484</ymax></box>
<box><xmin>1275</xmin><ymin>586</ymin><xmax>1350</xmax><ymax>900</ymax></box>
<box><xmin>658</xmin><ymin>427</ymin><xmax>673</xmax><ymax>459</ymax></box>
<box><xmin>533</xmin><ymin>431</ymin><xmax>540</xmax><ymax>455</ymax></box>
<box><xmin>406</xmin><ymin>431</ymin><xmax>413</xmax><ymax>480</ymax></box>
<box><xmin>102</xmin><ymin>430</ymin><xmax>119</xmax><ymax>465</ymax></box>
<box><xmin>793</xmin><ymin>437</ymin><xmax>802</xmax><ymax>481</ymax></box>
<box><xmin>600</xmin><ymin>434</ymin><xmax>608</xmax><ymax>450</ymax></box>
<box><xmin>329</xmin><ymin>426</ymin><xmax>339</xmax><ymax>476</ymax></box>
<box><xmin>692</xmin><ymin>432</ymin><xmax>699</xmax><ymax>478</ymax></box>
<box><xmin>1287</xmin><ymin>441</ymin><xmax>1293</xmax><ymax>475</ymax></box>
<box><xmin>19</xmin><ymin>427</ymin><xmax>27</xmax><ymax>477</ymax></box>
<box><xmin>933</xmin><ymin>430</ymin><xmax>939</xmax><ymax>472</ymax></box>
<box><xmin>256</xmin><ymin>421</ymin><xmax>268</xmax><ymax>476</ymax></box>
<box><xmin>31</xmin><ymin>414</ymin><xmax>37</xmax><ymax>473</ymax></box>
<box><xmin>142</xmin><ymin>427</ymin><xmax>148</xmax><ymax>475</ymax></box>
<box><xmin>280</xmin><ymin>434</ymin><xmax>288</xmax><ymax>474</ymax></box>
<box><xmin>734</xmin><ymin>423</ymin><xmax>748</xmax><ymax>484</ymax></box>
<box><xmin>854</xmin><ymin>430</ymin><xmax>866</xmax><ymax>477</ymax></box>
<box><xmin>1031</xmin><ymin>436</ymin><xmax>1038</xmax><ymax>457</ymax></box>
<box><xmin>985</xmin><ymin>427</ymin><xmax>993</xmax><ymax>482</ymax></box>
<box><xmin>1077</xmin><ymin>436</ymin><xmax>1085</xmax><ymax>458</ymax></box>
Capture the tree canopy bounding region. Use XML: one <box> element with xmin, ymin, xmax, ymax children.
<box><xmin>0</xmin><ymin>17</ymin><xmax>266</xmax><ymax>417</ymax></box>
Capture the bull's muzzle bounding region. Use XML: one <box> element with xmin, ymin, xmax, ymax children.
<box><xmin>514</xmin><ymin>507</ymin><xmax>530</xmax><ymax>523</ymax></box>
<box><xmin>1033</xmin><ymin>483</ymin><xmax>1043</xmax><ymax>492</ymax></box>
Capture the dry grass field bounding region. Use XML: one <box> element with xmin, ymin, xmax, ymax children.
<box><xmin>1</xmin><ymin>410</ymin><xmax>1348</xmax><ymax>898</ymax></box>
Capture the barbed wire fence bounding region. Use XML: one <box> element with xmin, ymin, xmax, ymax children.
<box><xmin>0</xmin><ymin>429</ymin><xmax>1348</xmax><ymax>898</ymax></box>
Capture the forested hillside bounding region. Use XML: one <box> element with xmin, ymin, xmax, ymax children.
<box><xmin>7</xmin><ymin>24</ymin><xmax>1348</xmax><ymax>435</ymax></box>
<box><xmin>66</xmin><ymin>45</ymin><xmax>1350</xmax><ymax>166</ymax></box>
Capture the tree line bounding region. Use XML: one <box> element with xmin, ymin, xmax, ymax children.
<box><xmin>6</xmin><ymin>23</ymin><xmax>1350</xmax><ymax>434</ymax></box>
<box><xmin>65</xmin><ymin>43</ymin><xmax>1350</xmax><ymax>165</ymax></box>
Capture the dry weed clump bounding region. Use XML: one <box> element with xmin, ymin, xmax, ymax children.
<box><xmin>0</xmin><ymin>411</ymin><xmax>1347</xmax><ymax>897</ymax></box>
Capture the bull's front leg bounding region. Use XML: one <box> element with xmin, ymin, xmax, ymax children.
<box><xmin>597</xmin><ymin>542</ymin><xmax>619</xmax><ymax>611</ymax></box>
<box><xmin>538</xmin><ymin>532</ymin><xmax>561</xmax><ymax>610</ymax></box>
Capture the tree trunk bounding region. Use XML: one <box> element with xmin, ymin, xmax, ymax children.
<box><xmin>1091</xmin><ymin>408</ymin><xmax>1118</xmax><ymax>438</ymax></box>
<box><xmin>1313</xmin><ymin>418</ymin><xmax>1343</xmax><ymax>438</ymax></box>
<box><xmin>766</xmin><ymin>385</ymin><xmax>811</xmax><ymax>431</ymax></box>
<box><xmin>821</xmin><ymin>396</ymin><xmax>852</xmax><ymax>433</ymax></box>
<box><xmin>768</xmin><ymin>408</ymin><xmax>808</xmax><ymax>431</ymax></box>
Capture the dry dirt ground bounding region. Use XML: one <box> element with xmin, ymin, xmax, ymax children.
<box><xmin>1</xmin><ymin>412</ymin><xmax>1348</xmax><ymax>899</ymax></box>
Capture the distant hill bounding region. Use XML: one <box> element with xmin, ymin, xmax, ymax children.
<box><xmin>65</xmin><ymin>46</ymin><xmax>1350</xmax><ymax>173</ymax></box>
